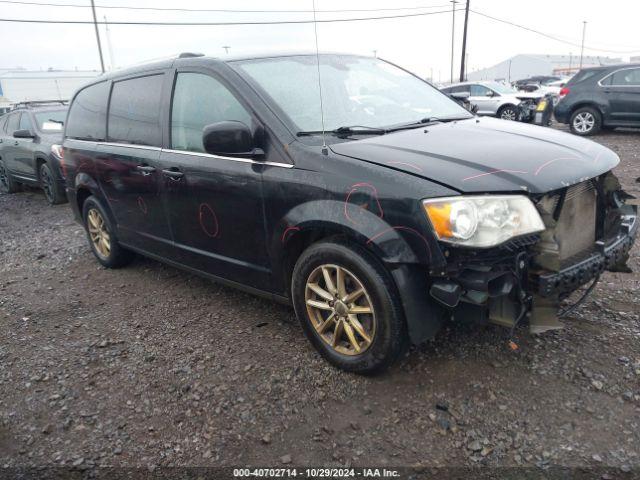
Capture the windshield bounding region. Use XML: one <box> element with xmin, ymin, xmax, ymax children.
<box><xmin>234</xmin><ymin>55</ymin><xmax>471</xmax><ymax>132</ymax></box>
<box><xmin>34</xmin><ymin>109</ymin><xmax>66</xmax><ymax>132</ymax></box>
<box><xmin>485</xmin><ymin>82</ymin><xmax>518</xmax><ymax>94</ymax></box>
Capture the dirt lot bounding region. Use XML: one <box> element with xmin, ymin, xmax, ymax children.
<box><xmin>1</xmin><ymin>127</ymin><xmax>639</xmax><ymax>476</ymax></box>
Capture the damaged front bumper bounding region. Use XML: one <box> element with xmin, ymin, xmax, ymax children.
<box><xmin>428</xmin><ymin>175</ymin><xmax>637</xmax><ymax>333</ymax></box>
<box><xmin>536</xmin><ymin>209</ymin><xmax>637</xmax><ymax>297</ymax></box>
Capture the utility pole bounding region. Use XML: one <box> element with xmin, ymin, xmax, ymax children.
<box><xmin>450</xmin><ymin>0</ymin><xmax>458</xmax><ymax>83</ymax></box>
<box><xmin>372</xmin><ymin>49</ymin><xmax>377</xmax><ymax>58</ymax></box>
<box><xmin>568</xmin><ymin>52</ymin><xmax>572</xmax><ymax>74</ymax></box>
<box><xmin>90</xmin><ymin>0</ymin><xmax>105</xmax><ymax>73</ymax></box>
<box><xmin>459</xmin><ymin>0</ymin><xmax>470</xmax><ymax>82</ymax></box>
<box><xmin>507</xmin><ymin>59</ymin><xmax>512</xmax><ymax>82</ymax></box>
<box><xmin>104</xmin><ymin>15</ymin><xmax>116</xmax><ymax>70</ymax></box>
<box><xmin>579</xmin><ymin>21</ymin><xmax>587</xmax><ymax>69</ymax></box>
<box><xmin>222</xmin><ymin>46</ymin><xmax>231</xmax><ymax>54</ymax></box>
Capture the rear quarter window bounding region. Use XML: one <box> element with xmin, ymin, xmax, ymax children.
<box><xmin>567</xmin><ymin>69</ymin><xmax>601</xmax><ymax>86</ymax></box>
<box><xmin>66</xmin><ymin>81</ymin><xmax>110</xmax><ymax>141</ymax></box>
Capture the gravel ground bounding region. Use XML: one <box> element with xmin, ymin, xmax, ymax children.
<box><xmin>0</xmin><ymin>126</ymin><xmax>639</xmax><ymax>476</ymax></box>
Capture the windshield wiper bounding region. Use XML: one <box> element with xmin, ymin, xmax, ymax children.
<box><xmin>384</xmin><ymin>116</ymin><xmax>473</xmax><ymax>132</ymax></box>
<box><xmin>296</xmin><ymin>125</ymin><xmax>387</xmax><ymax>137</ymax></box>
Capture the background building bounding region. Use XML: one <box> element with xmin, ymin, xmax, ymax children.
<box><xmin>0</xmin><ymin>69</ymin><xmax>100</xmax><ymax>114</ymax></box>
<box><xmin>466</xmin><ymin>54</ymin><xmax>623</xmax><ymax>82</ymax></box>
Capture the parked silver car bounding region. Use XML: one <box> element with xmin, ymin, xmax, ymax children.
<box><xmin>441</xmin><ymin>81</ymin><xmax>541</xmax><ymax>120</ymax></box>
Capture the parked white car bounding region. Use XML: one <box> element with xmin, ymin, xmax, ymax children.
<box><xmin>441</xmin><ymin>81</ymin><xmax>542</xmax><ymax>120</ymax></box>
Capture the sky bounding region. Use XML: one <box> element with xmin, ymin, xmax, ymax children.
<box><xmin>1</xmin><ymin>0</ymin><xmax>639</xmax><ymax>82</ymax></box>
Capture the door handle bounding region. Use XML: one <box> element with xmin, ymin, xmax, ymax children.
<box><xmin>162</xmin><ymin>168</ymin><xmax>184</xmax><ymax>180</ymax></box>
<box><xmin>136</xmin><ymin>164</ymin><xmax>156</xmax><ymax>175</ymax></box>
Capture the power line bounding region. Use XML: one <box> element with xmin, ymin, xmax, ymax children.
<box><xmin>0</xmin><ymin>0</ymin><xmax>452</xmax><ymax>14</ymax></box>
<box><xmin>0</xmin><ymin>8</ymin><xmax>465</xmax><ymax>25</ymax></box>
<box><xmin>470</xmin><ymin>9</ymin><xmax>640</xmax><ymax>54</ymax></box>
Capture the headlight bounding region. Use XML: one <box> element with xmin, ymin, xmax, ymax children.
<box><xmin>423</xmin><ymin>195</ymin><xmax>545</xmax><ymax>248</ymax></box>
<box><xmin>51</xmin><ymin>144</ymin><xmax>64</xmax><ymax>159</ymax></box>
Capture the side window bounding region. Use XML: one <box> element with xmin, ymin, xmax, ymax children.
<box><xmin>66</xmin><ymin>81</ymin><xmax>110</xmax><ymax>140</ymax></box>
<box><xmin>19</xmin><ymin>113</ymin><xmax>33</xmax><ymax>131</ymax></box>
<box><xmin>108</xmin><ymin>74</ymin><xmax>164</xmax><ymax>147</ymax></box>
<box><xmin>610</xmin><ymin>68</ymin><xmax>640</xmax><ymax>86</ymax></box>
<box><xmin>171</xmin><ymin>72</ymin><xmax>252</xmax><ymax>153</ymax></box>
<box><xmin>453</xmin><ymin>85</ymin><xmax>470</xmax><ymax>94</ymax></box>
<box><xmin>470</xmin><ymin>85</ymin><xmax>491</xmax><ymax>96</ymax></box>
<box><xmin>7</xmin><ymin>113</ymin><xmax>20</xmax><ymax>134</ymax></box>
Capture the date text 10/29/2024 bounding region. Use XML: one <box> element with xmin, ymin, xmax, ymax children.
<box><xmin>233</xmin><ymin>468</ymin><xmax>401</xmax><ymax>478</ymax></box>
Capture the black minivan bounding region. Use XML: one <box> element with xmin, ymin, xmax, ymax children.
<box><xmin>62</xmin><ymin>53</ymin><xmax>637</xmax><ymax>373</ymax></box>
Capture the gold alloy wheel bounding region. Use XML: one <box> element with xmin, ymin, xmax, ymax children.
<box><xmin>87</xmin><ymin>209</ymin><xmax>111</xmax><ymax>258</ymax></box>
<box><xmin>305</xmin><ymin>264</ymin><xmax>376</xmax><ymax>356</ymax></box>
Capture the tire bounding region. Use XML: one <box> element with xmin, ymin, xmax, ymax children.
<box><xmin>497</xmin><ymin>104</ymin><xmax>519</xmax><ymax>121</ymax></box>
<box><xmin>0</xmin><ymin>159</ymin><xmax>20</xmax><ymax>194</ymax></box>
<box><xmin>291</xmin><ymin>240</ymin><xmax>408</xmax><ymax>374</ymax></box>
<box><xmin>39</xmin><ymin>162</ymin><xmax>66</xmax><ymax>205</ymax></box>
<box><xmin>570</xmin><ymin>106</ymin><xmax>601</xmax><ymax>136</ymax></box>
<box><xmin>82</xmin><ymin>195</ymin><xmax>134</xmax><ymax>268</ymax></box>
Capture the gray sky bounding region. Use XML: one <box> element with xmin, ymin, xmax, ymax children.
<box><xmin>1</xmin><ymin>0</ymin><xmax>639</xmax><ymax>80</ymax></box>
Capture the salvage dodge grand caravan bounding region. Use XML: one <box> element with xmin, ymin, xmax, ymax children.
<box><xmin>62</xmin><ymin>53</ymin><xmax>637</xmax><ymax>374</ymax></box>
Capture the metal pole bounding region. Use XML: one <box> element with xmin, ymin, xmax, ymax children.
<box><xmin>459</xmin><ymin>0</ymin><xmax>470</xmax><ymax>82</ymax></box>
<box><xmin>104</xmin><ymin>15</ymin><xmax>115</xmax><ymax>70</ymax></box>
<box><xmin>90</xmin><ymin>0</ymin><xmax>105</xmax><ymax>73</ymax></box>
<box><xmin>222</xmin><ymin>46</ymin><xmax>231</xmax><ymax>54</ymax></box>
<box><xmin>450</xmin><ymin>0</ymin><xmax>458</xmax><ymax>83</ymax></box>
<box><xmin>579</xmin><ymin>21</ymin><xmax>587</xmax><ymax>69</ymax></box>
<box><xmin>568</xmin><ymin>52</ymin><xmax>572</xmax><ymax>74</ymax></box>
<box><xmin>508</xmin><ymin>59</ymin><xmax>512</xmax><ymax>83</ymax></box>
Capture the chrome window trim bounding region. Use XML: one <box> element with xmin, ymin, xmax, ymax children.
<box><xmin>598</xmin><ymin>66</ymin><xmax>640</xmax><ymax>87</ymax></box>
<box><xmin>63</xmin><ymin>138</ymin><xmax>293</xmax><ymax>168</ymax></box>
<box><xmin>162</xmin><ymin>148</ymin><xmax>294</xmax><ymax>168</ymax></box>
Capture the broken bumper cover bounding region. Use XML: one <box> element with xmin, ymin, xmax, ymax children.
<box><xmin>536</xmin><ymin>210</ymin><xmax>638</xmax><ymax>297</ymax></box>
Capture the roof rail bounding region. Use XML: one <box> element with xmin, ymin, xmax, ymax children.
<box><xmin>11</xmin><ymin>100</ymin><xmax>68</xmax><ymax>110</ymax></box>
<box><xmin>178</xmin><ymin>52</ymin><xmax>205</xmax><ymax>59</ymax></box>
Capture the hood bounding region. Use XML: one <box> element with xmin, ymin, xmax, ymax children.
<box><xmin>38</xmin><ymin>131</ymin><xmax>63</xmax><ymax>144</ymax></box>
<box><xmin>514</xmin><ymin>92</ymin><xmax>544</xmax><ymax>100</ymax></box>
<box><xmin>329</xmin><ymin>117</ymin><xmax>619</xmax><ymax>194</ymax></box>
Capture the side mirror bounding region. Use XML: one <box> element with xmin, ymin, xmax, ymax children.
<box><xmin>13</xmin><ymin>129</ymin><xmax>35</xmax><ymax>139</ymax></box>
<box><xmin>202</xmin><ymin>121</ymin><xmax>264</xmax><ymax>158</ymax></box>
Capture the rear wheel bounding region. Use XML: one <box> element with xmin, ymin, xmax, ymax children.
<box><xmin>570</xmin><ymin>107</ymin><xmax>601</xmax><ymax>136</ymax></box>
<box><xmin>291</xmin><ymin>240</ymin><xmax>408</xmax><ymax>374</ymax></box>
<box><xmin>0</xmin><ymin>159</ymin><xmax>20</xmax><ymax>194</ymax></box>
<box><xmin>82</xmin><ymin>196</ymin><xmax>134</xmax><ymax>268</ymax></box>
<box><xmin>39</xmin><ymin>162</ymin><xmax>65</xmax><ymax>205</ymax></box>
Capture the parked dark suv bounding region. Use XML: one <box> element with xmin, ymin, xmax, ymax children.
<box><xmin>0</xmin><ymin>101</ymin><xmax>68</xmax><ymax>204</ymax></box>
<box><xmin>62</xmin><ymin>53</ymin><xmax>636</xmax><ymax>373</ymax></box>
<box><xmin>554</xmin><ymin>64</ymin><xmax>640</xmax><ymax>136</ymax></box>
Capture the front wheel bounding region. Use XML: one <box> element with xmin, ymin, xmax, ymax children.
<box><xmin>570</xmin><ymin>107</ymin><xmax>601</xmax><ymax>136</ymax></box>
<box><xmin>40</xmin><ymin>162</ymin><xmax>66</xmax><ymax>205</ymax></box>
<box><xmin>291</xmin><ymin>240</ymin><xmax>408</xmax><ymax>374</ymax></box>
<box><xmin>0</xmin><ymin>159</ymin><xmax>20</xmax><ymax>194</ymax></box>
<box><xmin>498</xmin><ymin>105</ymin><xmax>519</xmax><ymax>121</ymax></box>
